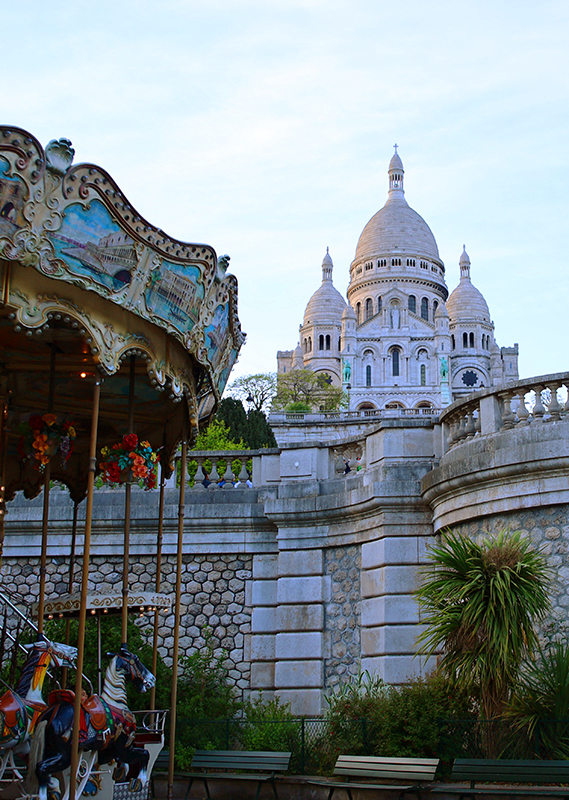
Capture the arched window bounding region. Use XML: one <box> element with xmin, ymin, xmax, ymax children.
<box><xmin>338</xmin><ymin>337</ymin><xmax>341</xmax><ymax>351</ymax></box>
<box><xmin>365</xmin><ymin>298</ymin><xmax>373</xmax><ymax>320</ymax></box>
<box><xmin>366</xmin><ymin>365</ymin><xmax>372</xmax><ymax>387</ymax></box>
<box><xmin>356</xmin><ymin>302</ymin><xmax>361</xmax><ymax>324</ymax></box>
<box><xmin>451</xmin><ymin>334</ymin><xmax>455</xmax><ymax>350</ymax></box>
<box><xmin>462</xmin><ymin>332</ymin><xmax>468</xmax><ymax>348</ymax></box>
<box><xmin>325</xmin><ymin>334</ymin><xmax>331</xmax><ymax>351</ymax></box>
<box><xmin>469</xmin><ymin>332</ymin><xmax>474</xmax><ymax>348</ymax></box>
<box><xmin>421</xmin><ymin>297</ymin><xmax>429</xmax><ymax>320</ymax></box>
<box><xmin>420</xmin><ymin>364</ymin><xmax>426</xmax><ymax>386</ymax></box>
<box><xmin>303</xmin><ymin>338</ymin><xmax>307</xmax><ymax>353</ymax></box>
<box><xmin>408</xmin><ymin>295</ymin><xmax>416</xmax><ymax>314</ymax></box>
<box><xmin>377</xmin><ymin>296</ymin><xmax>382</xmax><ymax>314</ymax></box>
<box><xmin>319</xmin><ymin>334</ymin><xmax>324</xmax><ymax>350</ymax></box>
<box><xmin>308</xmin><ymin>336</ymin><xmax>312</xmax><ymax>352</ymax></box>
<box><xmin>391</xmin><ymin>348</ymin><xmax>400</xmax><ymax>377</ymax></box>
<box><xmin>433</xmin><ymin>300</ymin><xmax>438</xmax><ymax>316</ymax></box>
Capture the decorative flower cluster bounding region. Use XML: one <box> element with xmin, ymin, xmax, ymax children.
<box><xmin>18</xmin><ymin>413</ymin><xmax>76</xmax><ymax>470</ymax></box>
<box><xmin>99</xmin><ymin>434</ymin><xmax>159</xmax><ymax>490</ymax></box>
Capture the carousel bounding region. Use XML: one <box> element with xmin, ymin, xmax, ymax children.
<box><xmin>0</xmin><ymin>126</ymin><xmax>245</xmax><ymax>799</ymax></box>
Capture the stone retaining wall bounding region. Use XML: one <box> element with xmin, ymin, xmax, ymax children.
<box><xmin>2</xmin><ymin>551</ymin><xmax>253</xmax><ymax>694</ymax></box>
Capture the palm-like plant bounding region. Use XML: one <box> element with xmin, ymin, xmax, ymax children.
<box><xmin>416</xmin><ymin>529</ymin><xmax>551</xmax><ymax>719</ymax></box>
<box><xmin>506</xmin><ymin>640</ymin><xmax>569</xmax><ymax>757</ymax></box>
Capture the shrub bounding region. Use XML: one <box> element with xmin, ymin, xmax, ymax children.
<box><xmin>324</xmin><ymin>669</ymin><xmax>475</xmax><ymax>771</ymax></box>
<box><xmin>241</xmin><ymin>697</ymin><xmax>298</xmax><ymax>754</ymax></box>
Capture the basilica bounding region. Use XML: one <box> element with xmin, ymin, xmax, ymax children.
<box><xmin>277</xmin><ymin>149</ymin><xmax>519</xmax><ymax>410</ymax></box>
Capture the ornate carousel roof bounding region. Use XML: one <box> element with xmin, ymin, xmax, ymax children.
<box><xmin>0</xmin><ymin>126</ymin><xmax>245</xmax><ymax>501</ymax></box>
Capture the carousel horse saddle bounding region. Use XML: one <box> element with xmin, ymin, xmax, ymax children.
<box><xmin>0</xmin><ymin>689</ymin><xmax>26</xmax><ymax>730</ymax></box>
<box><xmin>47</xmin><ymin>690</ymin><xmax>114</xmax><ymax>743</ymax></box>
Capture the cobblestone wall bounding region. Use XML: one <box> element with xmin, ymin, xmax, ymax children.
<box><xmin>324</xmin><ymin>544</ymin><xmax>361</xmax><ymax>690</ymax></box>
<box><xmin>2</xmin><ymin>552</ymin><xmax>253</xmax><ymax>694</ymax></box>
<box><xmin>450</xmin><ymin>504</ymin><xmax>569</xmax><ymax>630</ymax></box>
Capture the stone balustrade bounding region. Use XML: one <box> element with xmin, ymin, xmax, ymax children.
<box><xmin>269</xmin><ymin>407</ymin><xmax>440</xmax><ymax>424</ymax></box>
<box><xmin>440</xmin><ymin>372</ymin><xmax>569</xmax><ymax>453</ymax></box>
<box><xmin>182</xmin><ymin>449</ymin><xmax>258</xmax><ymax>489</ymax></box>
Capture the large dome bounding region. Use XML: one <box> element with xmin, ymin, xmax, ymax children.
<box><xmin>446</xmin><ymin>246</ymin><xmax>491</xmax><ymax>323</ymax></box>
<box><xmin>303</xmin><ymin>249</ymin><xmax>346</xmax><ymax>325</ymax></box>
<box><xmin>355</xmin><ymin>197</ymin><xmax>441</xmax><ymax>263</ymax></box>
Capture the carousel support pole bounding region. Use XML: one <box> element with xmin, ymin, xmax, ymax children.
<box><xmin>150</xmin><ymin>447</ymin><xmax>166</xmax><ymax>713</ymax></box>
<box><xmin>97</xmin><ymin>613</ymin><xmax>102</xmax><ymax>694</ymax></box>
<box><xmin>167</xmin><ymin>418</ymin><xmax>187</xmax><ymax>800</ymax></box>
<box><xmin>0</xmin><ymin>388</ymin><xmax>8</xmax><ymax>562</ymax></box>
<box><xmin>62</xmin><ymin>499</ymin><xmax>80</xmax><ymax>687</ymax></box>
<box><xmin>37</xmin><ymin>343</ymin><xmax>57</xmax><ymax>636</ymax></box>
<box><xmin>121</xmin><ymin>355</ymin><xmax>136</xmax><ymax>644</ymax></box>
<box><xmin>69</xmin><ymin>377</ymin><xmax>101</xmax><ymax>800</ymax></box>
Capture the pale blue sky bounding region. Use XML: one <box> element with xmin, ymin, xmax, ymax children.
<box><xmin>4</xmin><ymin>0</ymin><xmax>569</xmax><ymax>382</ymax></box>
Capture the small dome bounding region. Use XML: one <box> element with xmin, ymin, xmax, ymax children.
<box><xmin>459</xmin><ymin>244</ymin><xmax>470</xmax><ymax>267</ymax></box>
<box><xmin>342</xmin><ymin>303</ymin><xmax>356</xmax><ymax>320</ymax></box>
<box><xmin>389</xmin><ymin>151</ymin><xmax>404</xmax><ymax>171</ymax></box>
<box><xmin>303</xmin><ymin>250</ymin><xmax>346</xmax><ymax>325</ymax></box>
<box><xmin>446</xmin><ymin>248</ymin><xmax>491</xmax><ymax>323</ymax></box>
<box><xmin>434</xmin><ymin>301</ymin><xmax>449</xmax><ymax>319</ymax></box>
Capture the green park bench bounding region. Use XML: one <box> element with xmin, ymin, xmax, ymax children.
<box><xmin>307</xmin><ymin>754</ymin><xmax>440</xmax><ymax>800</ymax></box>
<box><xmin>151</xmin><ymin>749</ymin><xmax>291</xmax><ymax>800</ymax></box>
<box><xmin>432</xmin><ymin>759</ymin><xmax>569</xmax><ymax>800</ymax></box>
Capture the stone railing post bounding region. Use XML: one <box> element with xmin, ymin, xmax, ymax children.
<box><xmin>478</xmin><ymin>394</ymin><xmax>503</xmax><ymax>435</ymax></box>
<box><xmin>546</xmin><ymin>383</ymin><xmax>563</xmax><ymax>421</ymax></box>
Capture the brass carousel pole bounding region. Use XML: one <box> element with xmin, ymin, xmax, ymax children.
<box><xmin>37</xmin><ymin>344</ymin><xmax>58</xmax><ymax>636</ymax></box>
<box><xmin>62</xmin><ymin>498</ymin><xmax>80</xmax><ymax>688</ymax></box>
<box><xmin>68</xmin><ymin>376</ymin><xmax>101</xmax><ymax>800</ymax></box>
<box><xmin>121</xmin><ymin>355</ymin><xmax>136</xmax><ymax>644</ymax></box>
<box><xmin>149</xmin><ymin>431</ymin><xmax>166</xmax><ymax>712</ymax></box>
<box><xmin>0</xmin><ymin>384</ymin><xmax>8</xmax><ymax>562</ymax></box>
<box><xmin>167</xmin><ymin>418</ymin><xmax>187</xmax><ymax>800</ymax></box>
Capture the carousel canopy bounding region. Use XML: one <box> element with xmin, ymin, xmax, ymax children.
<box><xmin>0</xmin><ymin>126</ymin><xmax>245</xmax><ymax>501</ymax></box>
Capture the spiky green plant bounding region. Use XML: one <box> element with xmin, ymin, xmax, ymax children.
<box><xmin>506</xmin><ymin>640</ymin><xmax>569</xmax><ymax>757</ymax></box>
<box><xmin>416</xmin><ymin>529</ymin><xmax>551</xmax><ymax>719</ymax></box>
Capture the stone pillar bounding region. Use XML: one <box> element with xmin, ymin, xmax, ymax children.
<box><xmin>249</xmin><ymin>554</ymin><xmax>278</xmax><ymax>697</ymax></box>
<box><xmin>360</xmin><ymin>535</ymin><xmax>430</xmax><ymax>683</ymax></box>
<box><xmin>274</xmin><ymin>549</ymin><xmax>324</xmax><ymax>716</ymax></box>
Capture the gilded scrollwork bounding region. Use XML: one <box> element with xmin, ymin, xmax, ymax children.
<box><xmin>0</xmin><ymin>124</ymin><xmax>245</xmax><ymax>413</ymax></box>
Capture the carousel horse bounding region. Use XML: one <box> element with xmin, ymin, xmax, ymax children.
<box><xmin>0</xmin><ymin>638</ymin><xmax>78</xmax><ymax>779</ymax></box>
<box><xmin>28</xmin><ymin>644</ymin><xmax>155</xmax><ymax>800</ymax></box>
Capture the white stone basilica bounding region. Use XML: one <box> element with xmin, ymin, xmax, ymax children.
<box><xmin>277</xmin><ymin>149</ymin><xmax>519</xmax><ymax>410</ymax></box>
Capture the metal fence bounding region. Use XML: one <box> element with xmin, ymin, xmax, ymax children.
<box><xmin>439</xmin><ymin>718</ymin><xmax>569</xmax><ymax>760</ymax></box>
<box><xmin>172</xmin><ymin>717</ymin><xmax>569</xmax><ymax>774</ymax></box>
<box><xmin>174</xmin><ymin>717</ymin><xmax>369</xmax><ymax>774</ymax></box>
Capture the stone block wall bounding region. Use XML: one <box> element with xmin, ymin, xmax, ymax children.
<box><xmin>3</xmin><ymin>551</ymin><xmax>253</xmax><ymax>694</ymax></box>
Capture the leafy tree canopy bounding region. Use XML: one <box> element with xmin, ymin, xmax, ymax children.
<box><xmin>212</xmin><ymin>399</ymin><xmax>277</xmax><ymax>450</ymax></box>
<box><xmin>227</xmin><ymin>373</ymin><xmax>277</xmax><ymax>414</ymax></box>
<box><xmin>192</xmin><ymin>419</ymin><xmax>245</xmax><ymax>451</ymax></box>
<box><xmin>273</xmin><ymin>369</ymin><xmax>346</xmax><ymax>412</ymax></box>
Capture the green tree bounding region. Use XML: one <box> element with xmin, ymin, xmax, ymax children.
<box><xmin>416</xmin><ymin>529</ymin><xmax>551</xmax><ymax>719</ymax></box>
<box><xmin>215</xmin><ymin>398</ymin><xmax>277</xmax><ymax>449</ymax></box>
<box><xmin>273</xmin><ymin>369</ymin><xmax>346</xmax><ymax>412</ymax></box>
<box><xmin>227</xmin><ymin>373</ymin><xmax>277</xmax><ymax>413</ymax></box>
<box><xmin>193</xmin><ymin>418</ymin><xmax>245</xmax><ymax>450</ymax></box>
<box><xmin>245</xmin><ymin>408</ymin><xmax>277</xmax><ymax>448</ymax></box>
<box><xmin>215</xmin><ymin>398</ymin><xmax>249</xmax><ymax>445</ymax></box>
